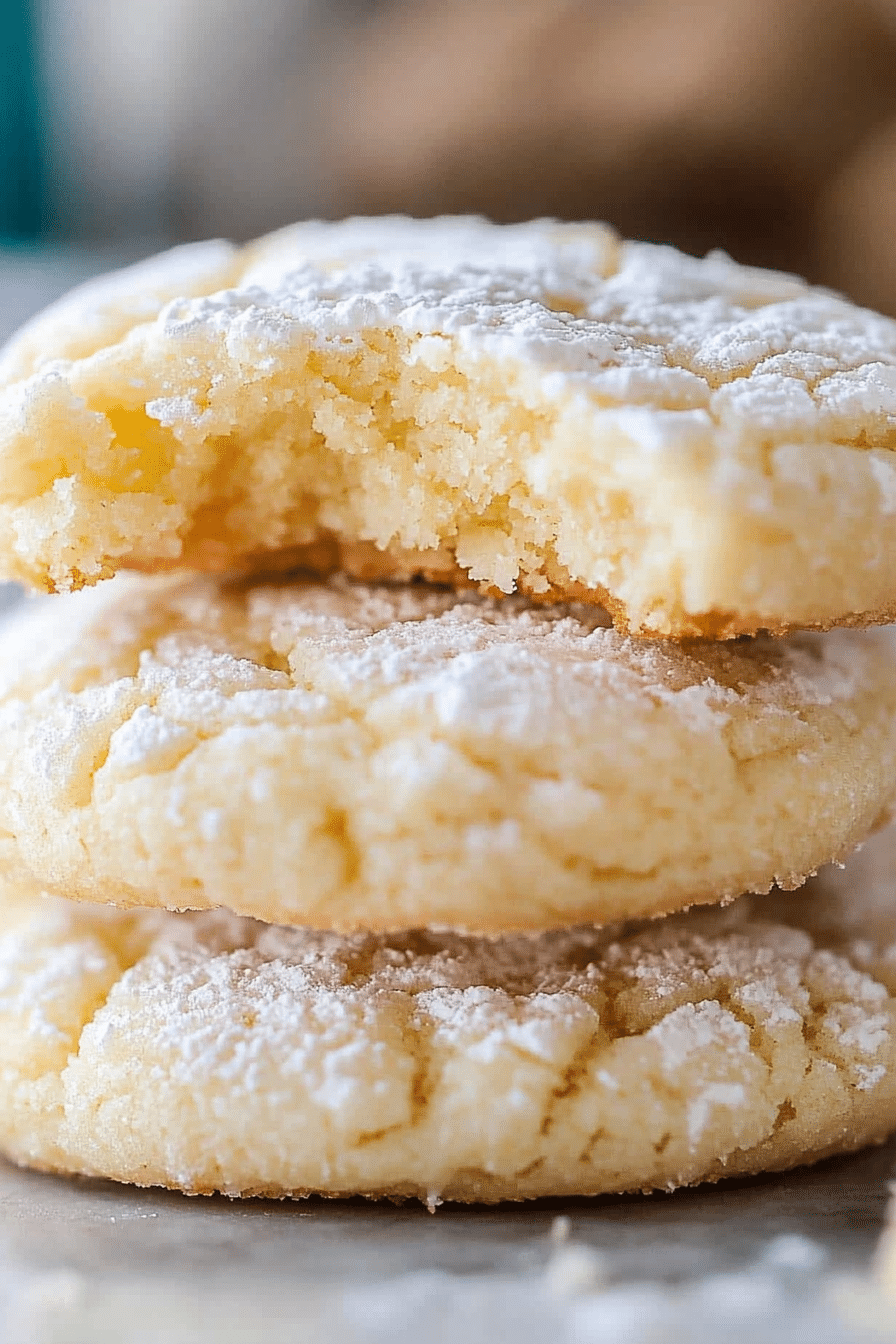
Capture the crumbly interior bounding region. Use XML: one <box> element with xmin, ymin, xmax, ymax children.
<box><xmin>0</xmin><ymin>839</ymin><xmax>894</xmax><ymax>1203</ymax></box>
<box><xmin>0</xmin><ymin>572</ymin><xmax>893</xmax><ymax>932</ymax></box>
<box><xmin>4</xmin><ymin>217</ymin><xmax>896</xmax><ymax>635</ymax></box>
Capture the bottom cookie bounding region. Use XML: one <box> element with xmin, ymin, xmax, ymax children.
<box><xmin>0</xmin><ymin>835</ymin><xmax>894</xmax><ymax>1204</ymax></box>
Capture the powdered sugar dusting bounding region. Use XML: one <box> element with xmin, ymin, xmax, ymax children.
<box><xmin>4</xmin><ymin>217</ymin><xmax>896</xmax><ymax>636</ymax></box>
<box><xmin>0</xmin><ymin>845</ymin><xmax>893</xmax><ymax>1202</ymax></box>
<box><xmin>150</xmin><ymin>217</ymin><xmax>896</xmax><ymax>446</ymax></box>
<box><xmin>0</xmin><ymin>571</ymin><xmax>892</xmax><ymax>933</ymax></box>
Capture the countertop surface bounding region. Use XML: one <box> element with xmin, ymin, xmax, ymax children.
<box><xmin>0</xmin><ymin>1141</ymin><xmax>893</xmax><ymax>1343</ymax></box>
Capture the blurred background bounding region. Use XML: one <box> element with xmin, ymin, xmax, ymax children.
<box><xmin>3</xmin><ymin>0</ymin><xmax>896</xmax><ymax>339</ymax></box>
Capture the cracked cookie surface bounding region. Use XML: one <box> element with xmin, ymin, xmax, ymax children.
<box><xmin>1</xmin><ymin>826</ymin><xmax>895</xmax><ymax>1202</ymax></box>
<box><xmin>5</xmin><ymin>217</ymin><xmax>896</xmax><ymax>635</ymax></box>
<box><xmin>0</xmin><ymin>571</ymin><xmax>894</xmax><ymax>930</ymax></box>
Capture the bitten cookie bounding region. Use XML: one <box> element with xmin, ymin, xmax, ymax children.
<box><xmin>0</xmin><ymin>832</ymin><xmax>894</xmax><ymax>1202</ymax></box>
<box><xmin>0</xmin><ymin>571</ymin><xmax>893</xmax><ymax>932</ymax></box>
<box><xmin>4</xmin><ymin>217</ymin><xmax>896</xmax><ymax>636</ymax></box>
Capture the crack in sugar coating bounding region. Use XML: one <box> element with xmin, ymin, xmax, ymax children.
<box><xmin>4</xmin><ymin>218</ymin><xmax>896</xmax><ymax>634</ymax></box>
<box><xmin>0</xmin><ymin>861</ymin><xmax>894</xmax><ymax>1203</ymax></box>
<box><xmin>0</xmin><ymin>571</ymin><xmax>894</xmax><ymax>932</ymax></box>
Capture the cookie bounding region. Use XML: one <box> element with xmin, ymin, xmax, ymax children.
<box><xmin>4</xmin><ymin>218</ymin><xmax>896</xmax><ymax>635</ymax></box>
<box><xmin>0</xmin><ymin>571</ymin><xmax>894</xmax><ymax>932</ymax></box>
<box><xmin>0</xmin><ymin>835</ymin><xmax>894</xmax><ymax>1202</ymax></box>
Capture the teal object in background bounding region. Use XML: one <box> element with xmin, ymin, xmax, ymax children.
<box><xmin>0</xmin><ymin>0</ymin><xmax>42</xmax><ymax>240</ymax></box>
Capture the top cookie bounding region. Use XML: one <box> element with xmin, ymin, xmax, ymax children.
<box><xmin>4</xmin><ymin>216</ymin><xmax>896</xmax><ymax>636</ymax></box>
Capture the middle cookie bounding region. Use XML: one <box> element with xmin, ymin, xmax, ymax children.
<box><xmin>0</xmin><ymin>573</ymin><xmax>894</xmax><ymax>932</ymax></box>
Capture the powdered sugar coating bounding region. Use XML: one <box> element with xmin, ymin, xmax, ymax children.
<box><xmin>0</xmin><ymin>571</ymin><xmax>894</xmax><ymax>931</ymax></box>
<box><xmin>1</xmin><ymin>831</ymin><xmax>894</xmax><ymax>1202</ymax></box>
<box><xmin>3</xmin><ymin>217</ymin><xmax>896</xmax><ymax>633</ymax></box>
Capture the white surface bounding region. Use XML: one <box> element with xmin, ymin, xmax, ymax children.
<box><xmin>0</xmin><ymin>1141</ymin><xmax>893</xmax><ymax>1343</ymax></box>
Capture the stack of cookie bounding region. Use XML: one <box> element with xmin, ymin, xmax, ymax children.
<box><xmin>0</xmin><ymin>218</ymin><xmax>895</xmax><ymax>1204</ymax></box>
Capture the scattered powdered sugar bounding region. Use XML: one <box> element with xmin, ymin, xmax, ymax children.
<box><xmin>0</xmin><ymin>1231</ymin><xmax>869</xmax><ymax>1344</ymax></box>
